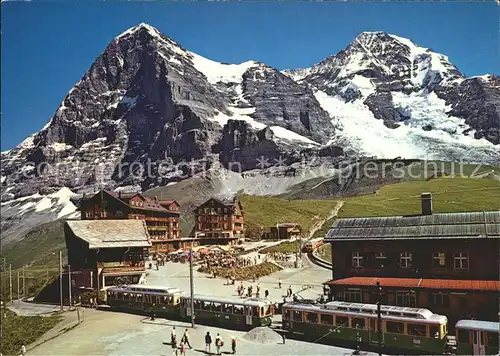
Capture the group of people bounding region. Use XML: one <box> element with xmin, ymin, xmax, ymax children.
<box><xmin>236</xmin><ymin>282</ymin><xmax>269</xmax><ymax>299</ymax></box>
<box><xmin>170</xmin><ymin>327</ymin><xmax>192</xmax><ymax>356</ymax></box>
<box><xmin>170</xmin><ymin>327</ymin><xmax>236</xmax><ymax>355</ymax></box>
<box><xmin>202</xmin><ymin>251</ymin><xmax>262</xmax><ymax>269</ymax></box>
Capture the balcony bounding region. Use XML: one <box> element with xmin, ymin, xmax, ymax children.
<box><xmin>147</xmin><ymin>225</ymin><xmax>171</xmax><ymax>231</ymax></box>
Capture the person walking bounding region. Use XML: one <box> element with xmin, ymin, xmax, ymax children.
<box><xmin>179</xmin><ymin>341</ymin><xmax>187</xmax><ymax>356</ymax></box>
<box><xmin>231</xmin><ymin>336</ymin><xmax>236</xmax><ymax>354</ymax></box>
<box><xmin>171</xmin><ymin>326</ymin><xmax>177</xmax><ymax>345</ymax></box>
<box><xmin>20</xmin><ymin>344</ymin><xmax>26</xmax><ymax>356</ymax></box>
<box><xmin>205</xmin><ymin>331</ymin><xmax>212</xmax><ymax>354</ymax></box>
<box><xmin>278</xmin><ymin>279</ymin><xmax>282</xmax><ymax>289</ymax></box>
<box><xmin>182</xmin><ymin>329</ymin><xmax>192</xmax><ymax>349</ymax></box>
<box><xmin>172</xmin><ymin>336</ymin><xmax>178</xmax><ymax>356</ymax></box>
<box><xmin>264</xmin><ymin>289</ymin><xmax>269</xmax><ymax>299</ymax></box>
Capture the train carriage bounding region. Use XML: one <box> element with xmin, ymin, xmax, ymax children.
<box><xmin>106</xmin><ymin>284</ymin><xmax>183</xmax><ymax>317</ymax></box>
<box><xmin>179</xmin><ymin>295</ymin><xmax>274</xmax><ymax>330</ymax></box>
<box><xmin>282</xmin><ymin>301</ymin><xmax>448</xmax><ymax>355</ymax></box>
<box><xmin>455</xmin><ymin>320</ymin><xmax>499</xmax><ymax>355</ymax></box>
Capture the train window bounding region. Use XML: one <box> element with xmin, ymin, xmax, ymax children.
<box><xmin>370</xmin><ymin>319</ymin><xmax>378</xmax><ymax>331</ymax></box>
<box><xmin>223</xmin><ymin>304</ymin><xmax>233</xmax><ymax>314</ymax></box>
<box><xmin>234</xmin><ymin>305</ymin><xmax>244</xmax><ymax>315</ymax></box>
<box><xmin>352</xmin><ymin>318</ymin><xmax>366</xmax><ymax>329</ymax></box>
<box><xmin>261</xmin><ymin>307</ymin><xmax>264</xmax><ymax>316</ymax></box>
<box><xmin>430</xmin><ymin>325</ymin><xmax>439</xmax><ymax>338</ymax></box>
<box><xmin>320</xmin><ymin>314</ymin><xmax>333</xmax><ymax>325</ymax></box>
<box><xmin>283</xmin><ymin>310</ymin><xmax>290</xmax><ymax>320</ymax></box>
<box><xmin>336</xmin><ymin>315</ymin><xmax>349</xmax><ymax>327</ymax></box>
<box><xmin>293</xmin><ymin>311</ymin><xmax>302</xmax><ymax>322</ymax></box>
<box><xmin>212</xmin><ymin>303</ymin><xmax>222</xmax><ymax>312</ymax></box>
<box><xmin>408</xmin><ymin>324</ymin><xmax>427</xmax><ymax>337</ymax></box>
<box><xmin>264</xmin><ymin>305</ymin><xmax>271</xmax><ymax>316</ymax></box>
<box><xmin>252</xmin><ymin>307</ymin><xmax>259</xmax><ymax>316</ymax></box>
<box><xmin>307</xmin><ymin>312</ymin><xmax>318</xmax><ymax>324</ymax></box>
<box><xmin>202</xmin><ymin>302</ymin><xmax>211</xmax><ymax>311</ymax></box>
<box><xmin>386</xmin><ymin>321</ymin><xmax>404</xmax><ymax>334</ymax></box>
<box><xmin>457</xmin><ymin>329</ymin><xmax>469</xmax><ymax>343</ymax></box>
<box><xmin>487</xmin><ymin>332</ymin><xmax>499</xmax><ymax>347</ymax></box>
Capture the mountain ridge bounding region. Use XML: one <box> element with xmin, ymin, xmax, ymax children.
<box><xmin>1</xmin><ymin>23</ymin><xmax>499</xmax><ymax>206</ymax></box>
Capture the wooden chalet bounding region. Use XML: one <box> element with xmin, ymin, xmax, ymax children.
<box><xmin>64</xmin><ymin>220</ymin><xmax>152</xmax><ymax>291</ymax></box>
<box><xmin>80</xmin><ymin>190</ymin><xmax>188</xmax><ymax>253</ymax></box>
<box><xmin>193</xmin><ymin>197</ymin><xmax>245</xmax><ymax>245</ymax></box>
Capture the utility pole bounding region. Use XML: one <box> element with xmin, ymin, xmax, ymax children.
<box><xmin>189</xmin><ymin>241</ymin><xmax>195</xmax><ymax>328</ymax></box>
<box><xmin>9</xmin><ymin>264</ymin><xmax>12</xmax><ymax>304</ymax></box>
<box><xmin>68</xmin><ymin>265</ymin><xmax>72</xmax><ymax>310</ymax></box>
<box><xmin>17</xmin><ymin>271</ymin><xmax>20</xmax><ymax>306</ymax></box>
<box><xmin>376</xmin><ymin>281</ymin><xmax>383</xmax><ymax>356</ymax></box>
<box><xmin>22</xmin><ymin>267</ymin><xmax>25</xmax><ymax>299</ymax></box>
<box><xmin>59</xmin><ymin>251</ymin><xmax>63</xmax><ymax>311</ymax></box>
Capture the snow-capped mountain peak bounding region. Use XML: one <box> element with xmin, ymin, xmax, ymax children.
<box><xmin>1</xmin><ymin>24</ymin><xmax>499</xmax><ymax>213</ymax></box>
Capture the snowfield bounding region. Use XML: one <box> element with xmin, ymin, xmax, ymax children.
<box><xmin>315</xmin><ymin>89</ymin><xmax>500</xmax><ymax>164</ymax></box>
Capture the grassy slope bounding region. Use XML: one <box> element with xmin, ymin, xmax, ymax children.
<box><xmin>1</xmin><ymin>307</ymin><xmax>62</xmax><ymax>355</ymax></box>
<box><xmin>338</xmin><ymin>177</ymin><xmax>500</xmax><ymax>218</ymax></box>
<box><xmin>239</xmin><ymin>195</ymin><xmax>338</xmax><ymax>238</ymax></box>
<box><xmin>317</xmin><ymin>177</ymin><xmax>500</xmax><ymax>265</ymax></box>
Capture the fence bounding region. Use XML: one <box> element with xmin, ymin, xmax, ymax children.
<box><xmin>0</xmin><ymin>267</ymin><xmax>59</xmax><ymax>303</ymax></box>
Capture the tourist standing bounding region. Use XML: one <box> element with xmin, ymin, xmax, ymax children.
<box><xmin>205</xmin><ymin>331</ymin><xmax>212</xmax><ymax>353</ymax></box>
<box><xmin>215</xmin><ymin>333</ymin><xmax>223</xmax><ymax>355</ymax></box>
<box><xmin>278</xmin><ymin>279</ymin><xmax>282</xmax><ymax>289</ymax></box>
<box><xmin>20</xmin><ymin>344</ymin><xmax>26</xmax><ymax>356</ymax></box>
<box><xmin>231</xmin><ymin>336</ymin><xmax>236</xmax><ymax>354</ymax></box>
<box><xmin>264</xmin><ymin>289</ymin><xmax>269</xmax><ymax>299</ymax></box>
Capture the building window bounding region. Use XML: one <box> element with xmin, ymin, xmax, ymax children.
<box><xmin>217</xmin><ymin>208</ymin><xmax>222</xmax><ymax>213</ymax></box>
<box><xmin>400</xmin><ymin>252</ymin><xmax>412</xmax><ymax>268</ymax></box>
<box><xmin>431</xmin><ymin>292</ymin><xmax>450</xmax><ymax>308</ymax></box>
<box><xmin>454</xmin><ymin>252</ymin><xmax>468</xmax><ymax>270</ymax></box>
<box><xmin>352</xmin><ymin>252</ymin><xmax>363</xmax><ymax>268</ymax></box>
<box><xmin>432</xmin><ymin>252</ymin><xmax>446</xmax><ymax>268</ymax></box>
<box><xmin>344</xmin><ymin>288</ymin><xmax>362</xmax><ymax>302</ymax></box>
<box><xmin>224</xmin><ymin>208</ymin><xmax>229</xmax><ymax>213</ymax></box>
<box><xmin>224</xmin><ymin>223</ymin><xmax>228</xmax><ymax>230</ymax></box>
<box><xmin>395</xmin><ymin>290</ymin><xmax>416</xmax><ymax>307</ymax></box>
<box><xmin>375</xmin><ymin>252</ymin><xmax>387</xmax><ymax>267</ymax></box>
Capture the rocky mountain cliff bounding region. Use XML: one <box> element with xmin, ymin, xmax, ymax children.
<box><xmin>1</xmin><ymin>24</ymin><xmax>499</xmax><ymax>241</ymax></box>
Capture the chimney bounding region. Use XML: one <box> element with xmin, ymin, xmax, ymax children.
<box><xmin>421</xmin><ymin>192</ymin><xmax>433</xmax><ymax>215</ymax></box>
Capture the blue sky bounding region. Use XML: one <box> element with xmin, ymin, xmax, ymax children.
<box><xmin>1</xmin><ymin>1</ymin><xmax>498</xmax><ymax>150</ymax></box>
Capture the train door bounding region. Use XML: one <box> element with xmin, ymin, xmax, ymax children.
<box><xmin>245</xmin><ymin>306</ymin><xmax>253</xmax><ymax>326</ymax></box>
<box><xmin>472</xmin><ymin>330</ymin><xmax>486</xmax><ymax>355</ymax></box>
<box><xmin>369</xmin><ymin>318</ymin><xmax>384</xmax><ymax>346</ymax></box>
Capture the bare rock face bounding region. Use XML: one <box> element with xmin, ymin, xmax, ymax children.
<box><xmin>242</xmin><ymin>66</ymin><xmax>335</xmax><ymax>144</ymax></box>
<box><xmin>437</xmin><ymin>75</ymin><xmax>500</xmax><ymax>144</ymax></box>
<box><xmin>214</xmin><ymin>120</ymin><xmax>301</xmax><ymax>171</ymax></box>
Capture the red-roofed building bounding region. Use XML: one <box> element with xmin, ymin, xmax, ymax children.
<box><xmin>322</xmin><ymin>193</ymin><xmax>500</xmax><ymax>326</ymax></box>
<box><xmin>80</xmin><ymin>190</ymin><xmax>186</xmax><ymax>253</ymax></box>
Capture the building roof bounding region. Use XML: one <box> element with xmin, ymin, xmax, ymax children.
<box><xmin>455</xmin><ymin>320</ymin><xmax>499</xmax><ymax>332</ymax></box>
<box><xmin>325</xmin><ymin>211</ymin><xmax>500</xmax><ymax>242</ymax></box>
<box><xmin>277</xmin><ymin>223</ymin><xmax>301</xmax><ymax>228</ymax></box>
<box><xmin>325</xmin><ymin>277</ymin><xmax>500</xmax><ymax>292</ymax></box>
<box><xmin>66</xmin><ymin>220</ymin><xmax>151</xmax><ymax>249</ymax></box>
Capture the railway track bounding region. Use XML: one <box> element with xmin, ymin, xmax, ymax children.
<box><xmin>307</xmin><ymin>251</ymin><xmax>332</xmax><ymax>270</ymax></box>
